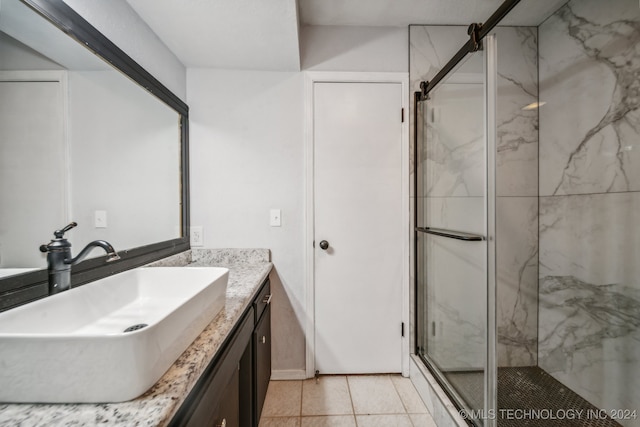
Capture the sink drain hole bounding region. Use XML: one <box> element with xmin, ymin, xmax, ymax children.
<box><xmin>124</xmin><ymin>323</ymin><xmax>148</xmax><ymax>333</ymax></box>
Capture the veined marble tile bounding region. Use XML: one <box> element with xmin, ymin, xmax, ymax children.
<box><xmin>409</xmin><ymin>26</ymin><xmax>469</xmax><ymax>95</ymax></box>
<box><xmin>539</xmin><ymin>193</ymin><xmax>639</xmax><ymax>283</ymax></box>
<box><xmin>423</xmin><ymin>82</ymin><xmax>485</xmax><ymax>197</ymax></box>
<box><xmin>539</xmin><ymin>0</ymin><xmax>640</xmax><ymax>196</ymax></box>
<box><xmin>539</xmin><ymin>192</ymin><xmax>640</xmax><ymax>424</ymax></box>
<box><xmin>412</xmin><ymin>26</ymin><xmax>539</xmax><ymax>199</ymax></box>
<box><xmin>496</xmin><ymin>197</ymin><xmax>538</xmax><ymax>367</ymax></box>
<box><xmin>538</xmin><ymin>276</ymin><xmax>640</xmax><ymax>427</ymax></box>
<box><xmin>421</xmin><ymin>196</ymin><xmax>485</xmax><ymax>235</ymax></box>
<box><xmin>409</xmin><ymin>25</ymin><xmax>469</xmax><ymax>199</ymax></box>
<box><xmin>495</xmin><ymin>27</ymin><xmax>539</xmax><ymax>197</ymax></box>
<box><xmin>424</xmin><ymin>234</ymin><xmax>486</xmax><ymax>370</ymax></box>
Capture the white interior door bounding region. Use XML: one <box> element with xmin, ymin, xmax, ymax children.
<box><xmin>314</xmin><ymin>81</ymin><xmax>403</xmax><ymax>374</ymax></box>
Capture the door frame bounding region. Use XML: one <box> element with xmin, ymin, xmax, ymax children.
<box><xmin>303</xmin><ymin>71</ymin><xmax>410</xmax><ymax>378</ymax></box>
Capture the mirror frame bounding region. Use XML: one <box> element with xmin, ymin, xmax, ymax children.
<box><xmin>0</xmin><ymin>0</ymin><xmax>190</xmax><ymax>311</ymax></box>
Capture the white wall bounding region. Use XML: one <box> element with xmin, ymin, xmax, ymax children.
<box><xmin>187</xmin><ymin>27</ymin><xmax>408</xmax><ymax>373</ymax></box>
<box><xmin>301</xmin><ymin>25</ymin><xmax>408</xmax><ymax>72</ymax></box>
<box><xmin>68</xmin><ymin>70</ymin><xmax>181</xmax><ymax>252</ymax></box>
<box><xmin>62</xmin><ymin>0</ymin><xmax>186</xmax><ymax>100</ymax></box>
<box><xmin>188</xmin><ymin>69</ymin><xmax>306</xmax><ymax>373</ymax></box>
<box><xmin>0</xmin><ymin>32</ymin><xmax>63</xmax><ymax>70</ymax></box>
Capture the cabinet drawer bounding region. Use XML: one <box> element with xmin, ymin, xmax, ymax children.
<box><xmin>253</xmin><ymin>279</ymin><xmax>271</xmax><ymax>324</ymax></box>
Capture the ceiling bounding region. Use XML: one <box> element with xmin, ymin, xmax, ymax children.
<box><xmin>126</xmin><ymin>0</ymin><xmax>301</xmax><ymax>70</ymax></box>
<box><xmin>302</xmin><ymin>0</ymin><xmax>492</xmax><ymax>27</ymax></box>
<box><xmin>298</xmin><ymin>0</ymin><xmax>568</xmax><ymax>26</ymax></box>
<box><xmin>127</xmin><ymin>0</ymin><xmax>568</xmax><ymax>71</ymax></box>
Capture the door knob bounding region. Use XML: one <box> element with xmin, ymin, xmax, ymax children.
<box><xmin>319</xmin><ymin>240</ymin><xmax>329</xmax><ymax>250</ymax></box>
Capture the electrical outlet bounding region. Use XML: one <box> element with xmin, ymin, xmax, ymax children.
<box><xmin>190</xmin><ymin>226</ymin><xmax>203</xmax><ymax>246</ymax></box>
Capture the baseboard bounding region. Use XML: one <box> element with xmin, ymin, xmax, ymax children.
<box><xmin>270</xmin><ymin>369</ymin><xmax>307</xmax><ymax>381</ymax></box>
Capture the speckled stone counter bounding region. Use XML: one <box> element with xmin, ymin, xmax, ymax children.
<box><xmin>0</xmin><ymin>249</ymin><xmax>272</xmax><ymax>427</ymax></box>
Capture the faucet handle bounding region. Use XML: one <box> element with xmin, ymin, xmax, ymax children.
<box><xmin>54</xmin><ymin>222</ymin><xmax>78</xmax><ymax>238</ymax></box>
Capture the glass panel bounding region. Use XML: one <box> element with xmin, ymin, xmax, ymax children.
<box><xmin>416</xmin><ymin>48</ymin><xmax>488</xmax><ymax>424</ymax></box>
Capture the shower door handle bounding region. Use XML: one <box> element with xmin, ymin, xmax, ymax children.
<box><xmin>416</xmin><ymin>227</ymin><xmax>484</xmax><ymax>241</ymax></box>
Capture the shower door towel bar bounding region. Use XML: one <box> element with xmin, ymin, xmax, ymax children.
<box><xmin>415</xmin><ymin>227</ymin><xmax>485</xmax><ymax>241</ymax></box>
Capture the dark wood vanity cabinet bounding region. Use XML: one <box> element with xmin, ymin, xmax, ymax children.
<box><xmin>170</xmin><ymin>279</ymin><xmax>271</xmax><ymax>427</ymax></box>
<box><xmin>254</xmin><ymin>306</ymin><xmax>271</xmax><ymax>420</ymax></box>
<box><xmin>212</xmin><ymin>368</ymin><xmax>240</xmax><ymax>427</ymax></box>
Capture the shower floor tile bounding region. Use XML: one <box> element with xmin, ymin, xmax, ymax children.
<box><xmin>445</xmin><ymin>366</ymin><xmax>623</xmax><ymax>427</ymax></box>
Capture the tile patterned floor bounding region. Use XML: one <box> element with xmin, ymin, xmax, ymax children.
<box><xmin>259</xmin><ymin>375</ymin><xmax>437</xmax><ymax>427</ymax></box>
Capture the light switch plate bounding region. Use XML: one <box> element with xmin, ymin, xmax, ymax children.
<box><xmin>270</xmin><ymin>209</ymin><xmax>281</xmax><ymax>227</ymax></box>
<box><xmin>94</xmin><ymin>210</ymin><xmax>107</xmax><ymax>228</ymax></box>
<box><xmin>190</xmin><ymin>226</ymin><xmax>204</xmax><ymax>246</ymax></box>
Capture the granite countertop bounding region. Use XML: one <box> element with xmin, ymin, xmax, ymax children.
<box><xmin>0</xmin><ymin>249</ymin><xmax>272</xmax><ymax>427</ymax></box>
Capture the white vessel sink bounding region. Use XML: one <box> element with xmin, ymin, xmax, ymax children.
<box><xmin>0</xmin><ymin>266</ymin><xmax>229</xmax><ymax>403</ymax></box>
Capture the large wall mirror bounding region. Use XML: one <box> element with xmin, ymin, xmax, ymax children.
<box><xmin>0</xmin><ymin>0</ymin><xmax>190</xmax><ymax>310</ymax></box>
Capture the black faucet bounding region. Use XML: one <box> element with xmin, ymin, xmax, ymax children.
<box><xmin>39</xmin><ymin>222</ymin><xmax>120</xmax><ymax>295</ymax></box>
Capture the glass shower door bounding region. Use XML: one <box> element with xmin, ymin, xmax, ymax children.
<box><xmin>416</xmin><ymin>45</ymin><xmax>494</xmax><ymax>425</ymax></box>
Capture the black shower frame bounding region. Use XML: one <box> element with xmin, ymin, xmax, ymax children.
<box><xmin>0</xmin><ymin>0</ymin><xmax>190</xmax><ymax>311</ymax></box>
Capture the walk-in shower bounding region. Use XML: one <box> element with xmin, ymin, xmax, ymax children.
<box><xmin>412</xmin><ymin>0</ymin><xmax>639</xmax><ymax>426</ymax></box>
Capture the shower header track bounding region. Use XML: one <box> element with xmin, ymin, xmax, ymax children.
<box><xmin>415</xmin><ymin>227</ymin><xmax>485</xmax><ymax>241</ymax></box>
<box><xmin>418</xmin><ymin>0</ymin><xmax>522</xmax><ymax>98</ymax></box>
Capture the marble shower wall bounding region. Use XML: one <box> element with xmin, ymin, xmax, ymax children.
<box><xmin>538</xmin><ymin>0</ymin><xmax>640</xmax><ymax>423</ymax></box>
<box><xmin>494</xmin><ymin>27</ymin><xmax>539</xmax><ymax>367</ymax></box>
<box><xmin>410</xmin><ymin>25</ymin><xmax>539</xmax><ymax>368</ymax></box>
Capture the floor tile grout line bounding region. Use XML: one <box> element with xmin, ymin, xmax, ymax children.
<box><xmin>299</xmin><ymin>379</ymin><xmax>303</xmax><ymax>417</ymax></box>
<box><xmin>394</xmin><ymin>375</ymin><xmax>432</xmax><ymax>416</ymax></box>
<box><xmin>261</xmin><ymin>375</ymin><xmax>427</xmax><ymax>425</ymax></box>
<box><xmin>346</xmin><ymin>376</ymin><xmax>359</xmax><ymax>426</ymax></box>
<box><xmin>390</xmin><ymin>375</ymin><xmax>411</xmax><ymax>415</ymax></box>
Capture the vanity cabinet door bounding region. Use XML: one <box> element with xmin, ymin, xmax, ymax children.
<box><xmin>239</xmin><ymin>341</ymin><xmax>253</xmax><ymax>427</ymax></box>
<box><xmin>254</xmin><ymin>306</ymin><xmax>271</xmax><ymax>421</ymax></box>
<box><xmin>213</xmin><ymin>368</ymin><xmax>240</xmax><ymax>427</ymax></box>
<box><xmin>169</xmin><ymin>308</ymin><xmax>254</xmax><ymax>427</ymax></box>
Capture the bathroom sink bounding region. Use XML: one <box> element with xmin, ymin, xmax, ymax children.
<box><xmin>0</xmin><ymin>266</ymin><xmax>229</xmax><ymax>403</ymax></box>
